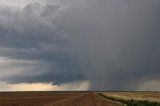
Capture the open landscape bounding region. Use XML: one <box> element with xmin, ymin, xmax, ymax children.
<box><xmin>0</xmin><ymin>92</ymin><xmax>124</xmax><ymax>106</ymax></box>
<box><xmin>102</xmin><ymin>91</ymin><xmax>160</xmax><ymax>102</ymax></box>
<box><xmin>99</xmin><ymin>92</ymin><xmax>160</xmax><ymax>106</ymax></box>
<box><xmin>0</xmin><ymin>92</ymin><xmax>160</xmax><ymax>106</ymax></box>
<box><xmin>0</xmin><ymin>0</ymin><xmax>160</xmax><ymax>106</ymax></box>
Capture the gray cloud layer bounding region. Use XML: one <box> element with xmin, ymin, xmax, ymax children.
<box><xmin>0</xmin><ymin>0</ymin><xmax>160</xmax><ymax>90</ymax></box>
<box><xmin>0</xmin><ymin>3</ymin><xmax>87</xmax><ymax>85</ymax></box>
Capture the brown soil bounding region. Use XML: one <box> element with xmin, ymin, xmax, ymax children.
<box><xmin>0</xmin><ymin>92</ymin><xmax>124</xmax><ymax>106</ymax></box>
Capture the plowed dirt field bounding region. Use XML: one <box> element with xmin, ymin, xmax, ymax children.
<box><xmin>0</xmin><ymin>92</ymin><xmax>124</xmax><ymax>106</ymax></box>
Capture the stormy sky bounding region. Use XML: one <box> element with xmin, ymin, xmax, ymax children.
<box><xmin>0</xmin><ymin>0</ymin><xmax>160</xmax><ymax>91</ymax></box>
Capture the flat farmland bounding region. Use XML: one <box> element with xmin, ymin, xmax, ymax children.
<box><xmin>0</xmin><ymin>92</ymin><xmax>124</xmax><ymax>106</ymax></box>
<box><xmin>102</xmin><ymin>92</ymin><xmax>160</xmax><ymax>103</ymax></box>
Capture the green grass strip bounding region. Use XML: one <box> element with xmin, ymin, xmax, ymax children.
<box><xmin>98</xmin><ymin>93</ymin><xmax>160</xmax><ymax>106</ymax></box>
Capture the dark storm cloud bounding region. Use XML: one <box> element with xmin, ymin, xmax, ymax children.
<box><xmin>0</xmin><ymin>3</ymin><xmax>87</xmax><ymax>85</ymax></box>
<box><xmin>56</xmin><ymin>0</ymin><xmax>160</xmax><ymax>90</ymax></box>
<box><xmin>0</xmin><ymin>0</ymin><xmax>160</xmax><ymax>90</ymax></box>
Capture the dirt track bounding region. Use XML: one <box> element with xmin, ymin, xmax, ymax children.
<box><xmin>0</xmin><ymin>92</ymin><xmax>124</xmax><ymax>106</ymax></box>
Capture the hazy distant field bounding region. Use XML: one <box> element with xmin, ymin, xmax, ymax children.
<box><xmin>0</xmin><ymin>92</ymin><xmax>124</xmax><ymax>106</ymax></box>
<box><xmin>102</xmin><ymin>92</ymin><xmax>160</xmax><ymax>103</ymax></box>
